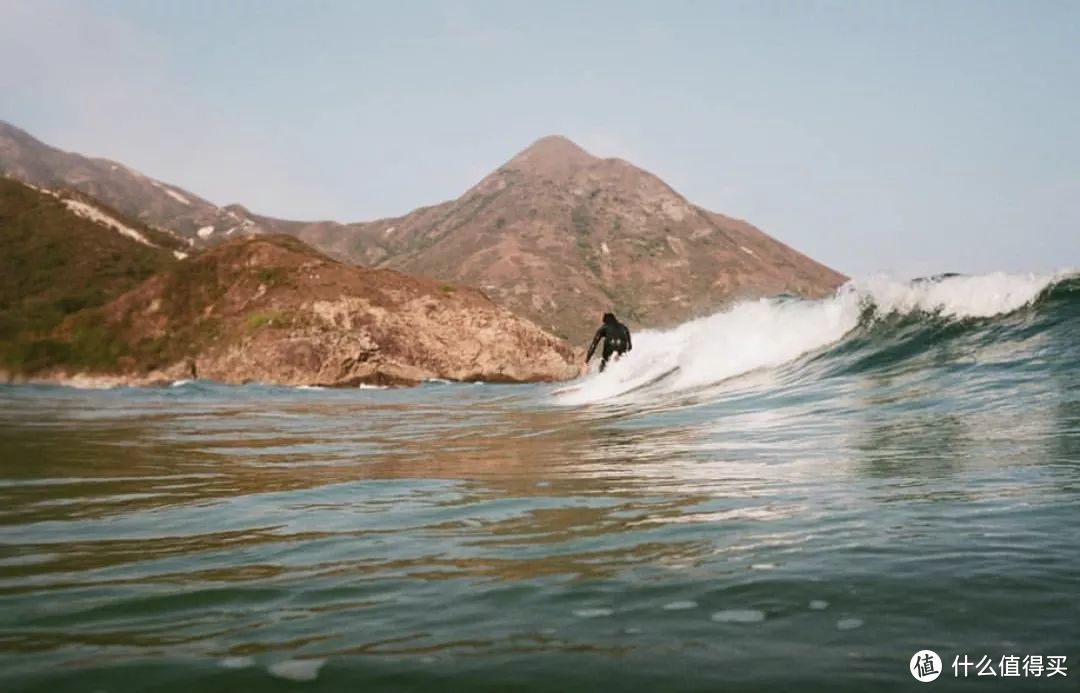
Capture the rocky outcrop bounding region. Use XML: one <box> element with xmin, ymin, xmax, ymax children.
<box><xmin>38</xmin><ymin>236</ymin><xmax>581</xmax><ymax>387</ymax></box>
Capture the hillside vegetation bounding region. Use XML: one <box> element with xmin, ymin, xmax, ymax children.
<box><xmin>0</xmin><ymin>178</ymin><xmax>177</xmax><ymax>371</ymax></box>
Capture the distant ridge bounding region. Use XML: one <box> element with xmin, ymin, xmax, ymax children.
<box><xmin>0</xmin><ymin>121</ymin><xmax>262</xmax><ymax>242</ymax></box>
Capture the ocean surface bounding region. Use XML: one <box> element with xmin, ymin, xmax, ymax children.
<box><xmin>1</xmin><ymin>272</ymin><xmax>1078</xmax><ymax>691</ymax></box>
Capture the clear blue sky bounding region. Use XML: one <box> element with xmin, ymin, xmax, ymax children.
<box><xmin>2</xmin><ymin>0</ymin><xmax>1077</xmax><ymax>277</ymax></box>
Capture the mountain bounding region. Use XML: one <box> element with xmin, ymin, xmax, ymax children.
<box><xmin>286</xmin><ymin>136</ymin><xmax>848</xmax><ymax>342</ymax></box>
<box><xmin>0</xmin><ymin>178</ymin><xmax>180</xmax><ymax>372</ymax></box>
<box><xmin>1</xmin><ymin>122</ymin><xmax>847</xmax><ymax>344</ymax></box>
<box><xmin>0</xmin><ymin>186</ymin><xmax>579</xmax><ymax>386</ymax></box>
<box><xmin>0</xmin><ymin>121</ymin><xmax>265</xmax><ymax>242</ymax></box>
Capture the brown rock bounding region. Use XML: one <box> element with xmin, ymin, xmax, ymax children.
<box><xmin>58</xmin><ymin>235</ymin><xmax>580</xmax><ymax>387</ymax></box>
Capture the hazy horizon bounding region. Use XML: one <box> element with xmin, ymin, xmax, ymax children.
<box><xmin>2</xmin><ymin>0</ymin><xmax>1077</xmax><ymax>278</ymax></box>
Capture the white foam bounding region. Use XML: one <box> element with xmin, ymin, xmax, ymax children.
<box><xmin>836</xmin><ymin>618</ymin><xmax>864</xmax><ymax>631</ymax></box>
<box><xmin>573</xmin><ymin>608</ymin><xmax>613</xmax><ymax>618</ymax></box>
<box><xmin>64</xmin><ymin>375</ymin><xmax>128</xmax><ymax>389</ymax></box>
<box><xmin>554</xmin><ymin>271</ymin><xmax>1067</xmax><ymax>405</ymax></box>
<box><xmin>219</xmin><ymin>656</ymin><xmax>255</xmax><ymax>669</ymax></box>
<box><xmin>711</xmin><ymin>609</ymin><xmax>766</xmax><ymax>623</ymax></box>
<box><xmin>849</xmin><ymin>272</ymin><xmax>1066</xmax><ymax>319</ymax></box>
<box><xmin>267</xmin><ymin>658</ymin><xmax>325</xmax><ymax>682</ymax></box>
<box><xmin>661</xmin><ymin>600</ymin><xmax>698</xmax><ymax>611</ymax></box>
<box><xmin>809</xmin><ymin>600</ymin><xmax>829</xmax><ymax>610</ymax></box>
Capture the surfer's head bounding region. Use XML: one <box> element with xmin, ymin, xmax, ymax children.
<box><xmin>602</xmin><ymin>312</ymin><xmax>616</xmax><ymax>325</ymax></box>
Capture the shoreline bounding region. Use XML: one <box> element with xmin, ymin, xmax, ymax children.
<box><xmin>0</xmin><ymin>366</ymin><xmax>580</xmax><ymax>391</ymax></box>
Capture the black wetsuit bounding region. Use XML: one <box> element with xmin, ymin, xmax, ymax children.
<box><xmin>586</xmin><ymin>315</ymin><xmax>632</xmax><ymax>372</ymax></box>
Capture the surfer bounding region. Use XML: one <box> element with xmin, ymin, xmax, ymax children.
<box><xmin>586</xmin><ymin>312</ymin><xmax>632</xmax><ymax>372</ymax></box>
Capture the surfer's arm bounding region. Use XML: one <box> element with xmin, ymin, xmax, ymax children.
<box><xmin>585</xmin><ymin>328</ymin><xmax>603</xmax><ymax>362</ymax></box>
<box><xmin>625</xmin><ymin>327</ymin><xmax>632</xmax><ymax>351</ymax></box>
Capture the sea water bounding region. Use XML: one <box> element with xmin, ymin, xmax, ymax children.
<box><xmin>1</xmin><ymin>272</ymin><xmax>1078</xmax><ymax>691</ymax></box>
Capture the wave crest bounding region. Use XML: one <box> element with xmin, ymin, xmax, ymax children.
<box><xmin>554</xmin><ymin>270</ymin><xmax>1074</xmax><ymax>405</ymax></box>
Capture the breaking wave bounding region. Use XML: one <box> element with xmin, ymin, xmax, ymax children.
<box><xmin>554</xmin><ymin>271</ymin><xmax>1078</xmax><ymax>406</ymax></box>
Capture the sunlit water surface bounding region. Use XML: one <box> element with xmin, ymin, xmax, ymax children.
<box><xmin>2</xmin><ymin>276</ymin><xmax>1079</xmax><ymax>691</ymax></box>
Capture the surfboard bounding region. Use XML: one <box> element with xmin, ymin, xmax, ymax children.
<box><xmin>552</xmin><ymin>366</ymin><xmax>680</xmax><ymax>398</ymax></box>
<box><xmin>620</xmin><ymin>365</ymin><xmax>680</xmax><ymax>395</ymax></box>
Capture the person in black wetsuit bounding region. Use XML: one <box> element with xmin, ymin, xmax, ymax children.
<box><xmin>586</xmin><ymin>312</ymin><xmax>632</xmax><ymax>372</ymax></box>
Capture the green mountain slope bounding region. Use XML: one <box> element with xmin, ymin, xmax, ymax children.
<box><xmin>0</xmin><ymin>178</ymin><xmax>178</xmax><ymax>371</ymax></box>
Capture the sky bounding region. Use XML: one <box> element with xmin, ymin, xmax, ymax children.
<box><xmin>1</xmin><ymin>0</ymin><xmax>1077</xmax><ymax>278</ymax></box>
